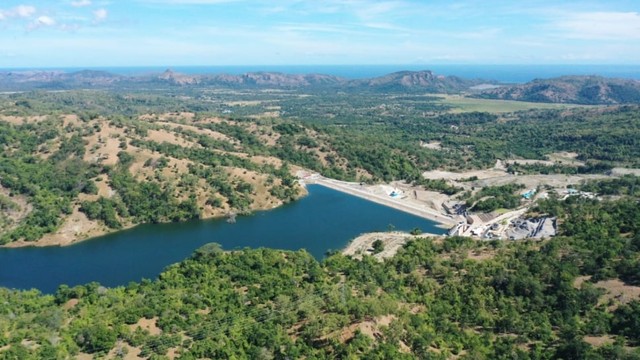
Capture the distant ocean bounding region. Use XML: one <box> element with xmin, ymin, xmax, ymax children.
<box><xmin>3</xmin><ymin>64</ymin><xmax>640</xmax><ymax>84</ymax></box>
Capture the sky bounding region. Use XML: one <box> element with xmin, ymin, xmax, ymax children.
<box><xmin>0</xmin><ymin>0</ymin><xmax>639</xmax><ymax>68</ymax></box>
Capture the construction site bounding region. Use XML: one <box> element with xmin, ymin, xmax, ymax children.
<box><xmin>298</xmin><ymin>160</ymin><xmax>618</xmax><ymax>242</ymax></box>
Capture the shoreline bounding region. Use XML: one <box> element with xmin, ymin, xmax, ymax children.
<box><xmin>303</xmin><ymin>176</ymin><xmax>457</xmax><ymax>227</ymax></box>
<box><xmin>1</xmin><ymin>174</ymin><xmax>458</xmax><ymax>250</ymax></box>
<box><xmin>1</xmin><ymin>185</ymin><xmax>310</xmax><ymax>249</ymax></box>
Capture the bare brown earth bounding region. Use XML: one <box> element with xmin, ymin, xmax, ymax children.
<box><xmin>573</xmin><ymin>276</ymin><xmax>640</xmax><ymax>310</ymax></box>
<box><xmin>610</xmin><ymin>168</ymin><xmax>640</xmax><ymax>176</ymax></box>
<box><xmin>466</xmin><ymin>248</ymin><xmax>497</xmax><ymax>261</ymax></box>
<box><xmin>1</xmin><ymin>114</ymin><xmax>308</xmax><ymax>248</ymax></box>
<box><xmin>129</xmin><ymin>317</ymin><xmax>162</xmax><ymax>336</ymax></box>
<box><xmin>0</xmin><ymin>115</ymin><xmax>48</xmax><ymax>125</ymax></box>
<box><xmin>421</xmin><ymin>141</ymin><xmax>443</xmax><ymax>150</ymax></box>
<box><xmin>546</xmin><ymin>152</ymin><xmax>585</xmax><ymax>166</ymax></box>
<box><xmin>153</xmin><ymin>121</ymin><xmax>236</xmax><ymax>143</ymax></box>
<box><xmin>320</xmin><ymin>314</ymin><xmax>397</xmax><ymax>343</ymax></box>
<box><xmin>3</xmin><ymin>206</ymin><xmax>112</xmax><ymax>248</ymax></box>
<box><xmin>0</xmin><ymin>186</ymin><xmax>32</xmax><ymax>234</ymax></box>
<box><xmin>584</xmin><ymin>335</ymin><xmax>615</xmax><ymax>347</ymax></box>
<box><xmin>145</xmin><ymin>129</ymin><xmax>200</xmax><ymax>148</ymax></box>
<box><xmin>423</xmin><ymin>168</ymin><xmax>608</xmax><ymax>189</ymax></box>
<box><xmin>83</xmin><ymin>122</ymin><xmax>128</xmax><ymax>166</ymax></box>
<box><xmin>343</xmin><ymin>232</ymin><xmax>442</xmax><ymax>261</ymax></box>
<box><xmin>595</xmin><ymin>279</ymin><xmax>640</xmax><ymax>309</ymax></box>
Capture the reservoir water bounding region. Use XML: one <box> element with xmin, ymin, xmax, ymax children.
<box><xmin>0</xmin><ymin>185</ymin><xmax>442</xmax><ymax>293</ymax></box>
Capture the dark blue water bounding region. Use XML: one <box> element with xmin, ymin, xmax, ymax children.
<box><xmin>3</xmin><ymin>64</ymin><xmax>640</xmax><ymax>83</ymax></box>
<box><xmin>0</xmin><ymin>185</ymin><xmax>441</xmax><ymax>293</ymax></box>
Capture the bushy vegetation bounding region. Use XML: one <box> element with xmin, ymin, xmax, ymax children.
<box><xmin>2</xmin><ymin>87</ymin><xmax>640</xmax><ymax>358</ymax></box>
<box><xmin>1</xmin><ymin>185</ymin><xmax>640</xmax><ymax>358</ymax></box>
<box><xmin>464</xmin><ymin>183</ymin><xmax>526</xmax><ymax>212</ymax></box>
<box><xmin>0</xmin><ymin>121</ymin><xmax>102</xmax><ymax>243</ymax></box>
<box><xmin>580</xmin><ymin>175</ymin><xmax>640</xmax><ymax>197</ymax></box>
<box><xmin>0</xmin><ymin>110</ymin><xmax>301</xmax><ymax>243</ymax></box>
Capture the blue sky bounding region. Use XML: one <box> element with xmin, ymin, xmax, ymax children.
<box><xmin>0</xmin><ymin>0</ymin><xmax>639</xmax><ymax>67</ymax></box>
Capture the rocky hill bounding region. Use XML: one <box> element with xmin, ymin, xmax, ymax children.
<box><xmin>354</xmin><ymin>70</ymin><xmax>478</xmax><ymax>93</ymax></box>
<box><xmin>478</xmin><ymin>76</ymin><xmax>640</xmax><ymax>104</ymax></box>
<box><xmin>0</xmin><ymin>69</ymin><xmax>484</xmax><ymax>93</ymax></box>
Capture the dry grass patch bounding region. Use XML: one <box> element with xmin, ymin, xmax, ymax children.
<box><xmin>225</xmin><ymin>167</ymin><xmax>284</xmax><ymax>211</ymax></box>
<box><xmin>584</xmin><ymin>335</ymin><xmax>615</xmax><ymax>347</ymax></box>
<box><xmin>63</xmin><ymin>298</ymin><xmax>79</xmax><ymax>310</ymax></box>
<box><xmin>83</xmin><ymin>122</ymin><xmax>127</xmax><ymax>166</ymax></box>
<box><xmin>61</xmin><ymin>114</ymin><xmax>81</xmax><ymax>127</ymax></box>
<box><xmin>595</xmin><ymin>278</ymin><xmax>640</xmax><ymax>309</ymax></box>
<box><xmin>0</xmin><ymin>185</ymin><xmax>32</xmax><ymax>232</ymax></box>
<box><xmin>142</xmin><ymin>112</ymin><xmax>195</xmax><ymax>123</ymax></box>
<box><xmin>343</xmin><ymin>232</ymin><xmax>419</xmax><ymax>261</ymax></box>
<box><xmin>129</xmin><ymin>317</ymin><xmax>162</xmax><ymax>336</ymax></box>
<box><xmin>322</xmin><ymin>315</ymin><xmax>397</xmax><ymax>344</ymax></box>
<box><xmin>573</xmin><ymin>275</ymin><xmax>592</xmax><ymax>289</ymax></box>
<box><xmin>155</xmin><ymin>122</ymin><xmax>235</xmax><ymax>143</ymax></box>
<box><xmin>250</xmin><ymin>155</ymin><xmax>283</xmax><ymax>167</ymax></box>
<box><xmin>466</xmin><ymin>248</ymin><xmax>496</xmax><ymax>261</ymax></box>
<box><xmin>0</xmin><ymin>115</ymin><xmax>48</xmax><ymax>125</ymax></box>
<box><xmin>546</xmin><ymin>152</ymin><xmax>585</xmax><ymax>166</ymax></box>
<box><xmin>4</xmin><ymin>206</ymin><xmax>108</xmax><ymax>248</ymax></box>
<box><xmin>146</xmin><ymin>129</ymin><xmax>200</xmax><ymax>148</ymax></box>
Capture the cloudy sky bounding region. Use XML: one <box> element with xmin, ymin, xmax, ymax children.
<box><xmin>0</xmin><ymin>0</ymin><xmax>639</xmax><ymax>67</ymax></box>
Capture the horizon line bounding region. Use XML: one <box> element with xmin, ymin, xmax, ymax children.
<box><xmin>2</xmin><ymin>63</ymin><xmax>640</xmax><ymax>70</ymax></box>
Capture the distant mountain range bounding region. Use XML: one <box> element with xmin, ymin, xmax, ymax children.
<box><xmin>0</xmin><ymin>68</ymin><xmax>489</xmax><ymax>93</ymax></box>
<box><xmin>476</xmin><ymin>75</ymin><xmax>640</xmax><ymax>105</ymax></box>
<box><xmin>1</xmin><ymin>69</ymin><xmax>640</xmax><ymax>105</ymax></box>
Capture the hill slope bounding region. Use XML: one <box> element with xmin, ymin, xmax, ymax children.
<box><xmin>478</xmin><ymin>76</ymin><xmax>640</xmax><ymax>104</ymax></box>
<box><xmin>0</xmin><ymin>112</ymin><xmax>322</xmax><ymax>246</ymax></box>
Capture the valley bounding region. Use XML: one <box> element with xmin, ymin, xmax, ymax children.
<box><xmin>0</xmin><ymin>69</ymin><xmax>639</xmax><ymax>359</ymax></box>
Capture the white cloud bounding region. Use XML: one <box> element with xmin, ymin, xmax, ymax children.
<box><xmin>26</xmin><ymin>15</ymin><xmax>56</xmax><ymax>31</ymax></box>
<box><xmin>14</xmin><ymin>5</ymin><xmax>36</xmax><ymax>18</ymax></box>
<box><xmin>0</xmin><ymin>5</ymin><xmax>37</xmax><ymax>20</ymax></box>
<box><xmin>71</xmin><ymin>0</ymin><xmax>92</xmax><ymax>7</ymax></box>
<box><xmin>93</xmin><ymin>8</ymin><xmax>108</xmax><ymax>22</ymax></box>
<box><xmin>36</xmin><ymin>15</ymin><xmax>56</xmax><ymax>26</ymax></box>
<box><xmin>554</xmin><ymin>11</ymin><xmax>640</xmax><ymax>40</ymax></box>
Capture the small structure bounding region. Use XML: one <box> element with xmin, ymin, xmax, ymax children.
<box><xmin>443</xmin><ymin>201</ymin><xmax>466</xmax><ymax>215</ymax></box>
<box><xmin>522</xmin><ymin>189</ymin><xmax>537</xmax><ymax>200</ymax></box>
<box><xmin>562</xmin><ymin>188</ymin><xmax>597</xmax><ymax>200</ymax></box>
<box><xmin>471</xmin><ymin>226</ymin><xmax>487</xmax><ymax>237</ymax></box>
<box><xmin>448</xmin><ymin>222</ymin><xmax>467</xmax><ymax>236</ymax></box>
<box><xmin>506</xmin><ymin>217</ymin><xmax>556</xmax><ymax>240</ymax></box>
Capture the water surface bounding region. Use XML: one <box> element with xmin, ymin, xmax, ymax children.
<box><xmin>0</xmin><ymin>185</ymin><xmax>441</xmax><ymax>293</ymax></box>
